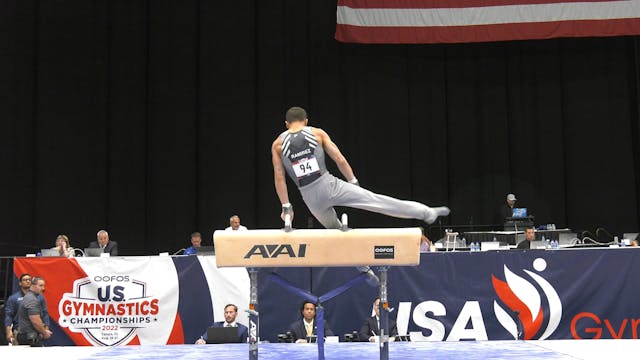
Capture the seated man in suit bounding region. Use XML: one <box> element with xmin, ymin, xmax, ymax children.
<box><xmin>359</xmin><ymin>297</ymin><xmax>398</xmax><ymax>342</ymax></box>
<box><xmin>288</xmin><ymin>300</ymin><xmax>334</xmax><ymax>343</ymax></box>
<box><xmin>88</xmin><ymin>230</ymin><xmax>118</xmax><ymax>256</ymax></box>
<box><xmin>195</xmin><ymin>304</ymin><xmax>248</xmax><ymax>344</ymax></box>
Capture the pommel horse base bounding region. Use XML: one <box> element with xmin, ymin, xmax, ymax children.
<box><xmin>213</xmin><ymin>227</ymin><xmax>421</xmax><ymax>360</ymax></box>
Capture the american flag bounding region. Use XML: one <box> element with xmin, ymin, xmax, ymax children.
<box><xmin>336</xmin><ymin>0</ymin><xmax>640</xmax><ymax>43</ymax></box>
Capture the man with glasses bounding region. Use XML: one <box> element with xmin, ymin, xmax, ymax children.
<box><xmin>88</xmin><ymin>229</ymin><xmax>118</xmax><ymax>256</ymax></box>
<box><xmin>4</xmin><ymin>274</ymin><xmax>50</xmax><ymax>345</ymax></box>
<box><xmin>358</xmin><ymin>297</ymin><xmax>398</xmax><ymax>342</ymax></box>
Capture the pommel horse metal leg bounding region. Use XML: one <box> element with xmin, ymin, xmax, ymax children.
<box><xmin>378</xmin><ymin>266</ymin><xmax>390</xmax><ymax>360</ymax></box>
<box><xmin>247</xmin><ymin>268</ymin><xmax>259</xmax><ymax>360</ymax></box>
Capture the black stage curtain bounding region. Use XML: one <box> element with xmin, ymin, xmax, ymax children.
<box><xmin>2</xmin><ymin>1</ymin><xmax>639</xmax><ymax>255</ymax></box>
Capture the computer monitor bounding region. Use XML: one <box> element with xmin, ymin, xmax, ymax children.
<box><xmin>196</xmin><ymin>246</ymin><xmax>215</xmax><ymax>256</ymax></box>
<box><xmin>84</xmin><ymin>248</ymin><xmax>104</xmax><ymax>257</ymax></box>
<box><xmin>40</xmin><ymin>248</ymin><xmax>61</xmax><ymax>257</ymax></box>
<box><xmin>512</xmin><ymin>208</ymin><xmax>527</xmax><ymax>218</ymax></box>
<box><xmin>206</xmin><ymin>327</ymin><xmax>240</xmax><ymax>344</ymax></box>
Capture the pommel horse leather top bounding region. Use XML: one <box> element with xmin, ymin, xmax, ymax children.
<box><xmin>213</xmin><ymin>228</ymin><xmax>421</xmax><ymax>268</ymax></box>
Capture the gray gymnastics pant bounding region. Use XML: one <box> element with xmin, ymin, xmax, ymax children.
<box><xmin>299</xmin><ymin>173</ymin><xmax>429</xmax><ymax>229</ymax></box>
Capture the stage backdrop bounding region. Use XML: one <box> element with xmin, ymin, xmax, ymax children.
<box><xmin>12</xmin><ymin>250</ymin><xmax>640</xmax><ymax>346</ymax></box>
<box><xmin>2</xmin><ymin>1</ymin><xmax>639</xmax><ymax>258</ymax></box>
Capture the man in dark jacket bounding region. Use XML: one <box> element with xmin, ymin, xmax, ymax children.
<box><xmin>359</xmin><ymin>297</ymin><xmax>398</xmax><ymax>342</ymax></box>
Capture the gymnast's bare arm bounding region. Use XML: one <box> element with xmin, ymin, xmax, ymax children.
<box><xmin>272</xmin><ymin>137</ymin><xmax>294</xmax><ymax>221</ymax></box>
<box><xmin>313</xmin><ymin>127</ymin><xmax>356</xmax><ymax>182</ymax></box>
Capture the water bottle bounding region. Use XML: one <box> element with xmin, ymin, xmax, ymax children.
<box><xmin>471</xmin><ymin>242</ymin><xmax>477</xmax><ymax>252</ymax></box>
<box><xmin>621</xmin><ymin>239</ymin><xmax>627</xmax><ymax>248</ymax></box>
<box><xmin>461</xmin><ymin>238</ymin><xmax>467</xmax><ymax>248</ymax></box>
<box><xmin>614</xmin><ymin>236</ymin><xmax>619</xmax><ymax>246</ymax></box>
<box><xmin>493</xmin><ymin>236</ymin><xmax>497</xmax><ymax>242</ymax></box>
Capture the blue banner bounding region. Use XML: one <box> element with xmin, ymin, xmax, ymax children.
<box><xmin>258</xmin><ymin>249</ymin><xmax>640</xmax><ymax>342</ymax></box>
<box><xmin>14</xmin><ymin>249</ymin><xmax>640</xmax><ymax>345</ymax></box>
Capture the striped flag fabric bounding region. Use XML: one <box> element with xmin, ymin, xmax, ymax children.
<box><xmin>336</xmin><ymin>0</ymin><xmax>640</xmax><ymax>44</ymax></box>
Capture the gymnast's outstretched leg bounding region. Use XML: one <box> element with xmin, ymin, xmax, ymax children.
<box><xmin>301</xmin><ymin>173</ymin><xmax>449</xmax><ymax>225</ymax></box>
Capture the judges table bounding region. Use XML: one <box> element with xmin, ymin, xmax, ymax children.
<box><xmin>463</xmin><ymin>228</ymin><xmax>575</xmax><ymax>245</ymax></box>
<box><xmin>10</xmin><ymin>247</ymin><xmax>640</xmax><ymax>346</ymax></box>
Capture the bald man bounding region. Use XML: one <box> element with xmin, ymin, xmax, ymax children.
<box><xmin>88</xmin><ymin>230</ymin><xmax>118</xmax><ymax>256</ymax></box>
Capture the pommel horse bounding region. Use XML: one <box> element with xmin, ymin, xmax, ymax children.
<box><xmin>214</xmin><ymin>222</ymin><xmax>420</xmax><ymax>360</ymax></box>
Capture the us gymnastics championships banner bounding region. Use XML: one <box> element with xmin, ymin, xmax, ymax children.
<box><xmin>13</xmin><ymin>256</ymin><xmax>249</xmax><ymax>346</ymax></box>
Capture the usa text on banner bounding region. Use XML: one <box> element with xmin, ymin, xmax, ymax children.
<box><xmin>336</xmin><ymin>0</ymin><xmax>640</xmax><ymax>44</ymax></box>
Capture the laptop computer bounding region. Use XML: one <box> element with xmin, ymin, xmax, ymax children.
<box><xmin>512</xmin><ymin>208</ymin><xmax>527</xmax><ymax>218</ymax></box>
<box><xmin>84</xmin><ymin>248</ymin><xmax>104</xmax><ymax>257</ymax></box>
<box><xmin>558</xmin><ymin>233</ymin><xmax>577</xmax><ymax>246</ymax></box>
<box><xmin>529</xmin><ymin>240</ymin><xmax>547</xmax><ymax>249</ymax></box>
<box><xmin>41</xmin><ymin>248</ymin><xmax>61</xmax><ymax>257</ymax></box>
<box><xmin>196</xmin><ymin>246</ymin><xmax>215</xmax><ymax>256</ymax></box>
<box><xmin>206</xmin><ymin>326</ymin><xmax>239</xmax><ymax>344</ymax></box>
<box><xmin>480</xmin><ymin>241</ymin><xmax>501</xmax><ymax>251</ymax></box>
<box><xmin>624</xmin><ymin>233</ymin><xmax>638</xmax><ymax>241</ymax></box>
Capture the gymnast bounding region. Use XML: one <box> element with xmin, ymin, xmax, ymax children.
<box><xmin>271</xmin><ymin>106</ymin><xmax>450</xmax><ymax>284</ymax></box>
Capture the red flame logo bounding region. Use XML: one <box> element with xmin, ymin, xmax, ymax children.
<box><xmin>492</xmin><ymin>275</ymin><xmax>544</xmax><ymax>339</ymax></box>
